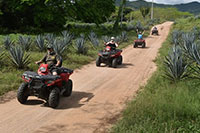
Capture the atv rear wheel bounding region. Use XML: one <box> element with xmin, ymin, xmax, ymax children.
<box><xmin>142</xmin><ymin>42</ymin><xmax>146</xmax><ymax>48</ymax></box>
<box><xmin>118</xmin><ymin>56</ymin><xmax>123</xmax><ymax>65</ymax></box>
<box><xmin>63</xmin><ymin>79</ymin><xmax>73</xmax><ymax>97</ymax></box>
<box><xmin>112</xmin><ymin>58</ymin><xmax>118</xmax><ymax>68</ymax></box>
<box><xmin>48</xmin><ymin>88</ymin><xmax>60</xmax><ymax>108</ymax></box>
<box><xmin>17</xmin><ymin>83</ymin><xmax>29</xmax><ymax>104</ymax></box>
<box><xmin>96</xmin><ymin>56</ymin><xmax>101</xmax><ymax>67</ymax></box>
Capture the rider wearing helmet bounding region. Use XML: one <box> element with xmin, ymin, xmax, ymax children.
<box><xmin>105</xmin><ymin>37</ymin><xmax>119</xmax><ymax>50</ymax></box>
<box><xmin>35</xmin><ymin>45</ymin><xmax>61</xmax><ymax>75</ymax></box>
<box><xmin>136</xmin><ymin>29</ymin><xmax>145</xmax><ymax>39</ymax></box>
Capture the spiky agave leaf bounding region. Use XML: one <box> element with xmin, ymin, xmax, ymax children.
<box><xmin>4</xmin><ymin>36</ymin><xmax>14</xmax><ymax>50</ymax></box>
<box><xmin>121</xmin><ymin>31</ymin><xmax>128</xmax><ymax>42</ymax></box>
<box><xmin>35</xmin><ymin>35</ymin><xmax>45</xmax><ymax>51</ymax></box>
<box><xmin>171</xmin><ymin>30</ymin><xmax>183</xmax><ymax>45</ymax></box>
<box><xmin>75</xmin><ymin>38</ymin><xmax>87</xmax><ymax>54</ymax></box>
<box><xmin>18</xmin><ymin>35</ymin><xmax>32</xmax><ymax>51</ymax></box>
<box><xmin>52</xmin><ymin>39</ymin><xmax>69</xmax><ymax>56</ymax></box>
<box><xmin>61</xmin><ymin>30</ymin><xmax>73</xmax><ymax>44</ymax></box>
<box><xmin>164</xmin><ymin>45</ymin><xmax>189</xmax><ymax>82</ymax></box>
<box><xmin>45</xmin><ymin>33</ymin><xmax>55</xmax><ymax>46</ymax></box>
<box><xmin>88</xmin><ymin>31</ymin><xmax>99</xmax><ymax>47</ymax></box>
<box><xmin>102</xmin><ymin>36</ymin><xmax>110</xmax><ymax>43</ymax></box>
<box><xmin>9</xmin><ymin>46</ymin><xmax>30</xmax><ymax>69</ymax></box>
<box><xmin>115</xmin><ymin>35</ymin><xmax>122</xmax><ymax>44</ymax></box>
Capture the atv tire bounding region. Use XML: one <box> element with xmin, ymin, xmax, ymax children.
<box><xmin>112</xmin><ymin>58</ymin><xmax>118</xmax><ymax>68</ymax></box>
<box><xmin>48</xmin><ymin>88</ymin><xmax>60</xmax><ymax>108</ymax></box>
<box><xmin>133</xmin><ymin>43</ymin><xmax>137</xmax><ymax>48</ymax></box>
<box><xmin>17</xmin><ymin>83</ymin><xmax>29</xmax><ymax>104</ymax></box>
<box><xmin>96</xmin><ymin>56</ymin><xmax>101</xmax><ymax>67</ymax></box>
<box><xmin>118</xmin><ymin>56</ymin><xmax>123</xmax><ymax>65</ymax></box>
<box><xmin>63</xmin><ymin>79</ymin><xmax>73</xmax><ymax>97</ymax></box>
<box><xmin>142</xmin><ymin>42</ymin><xmax>146</xmax><ymax>48</ymax></box>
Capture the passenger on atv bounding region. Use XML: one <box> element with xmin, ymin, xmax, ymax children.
<box><xmin>105</xmin><ymin>37</ymin><xmax>118</xmax><ymax>50</ymax></box>
<box><xmin>35</xmin><ymin>45</ymin><xmax>62</xmax><ymax>75</ymax></box>
<box><xmin>136</xmin><ymin>29</ymin><xmax>145</xmax><ymax>39</ymax></box>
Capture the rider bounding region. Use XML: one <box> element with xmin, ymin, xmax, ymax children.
<box><xmin>153</xmin><ymin>26</ymin><xmax>157</xmax><ymax>30</ymax></box>
<box><xmin>105</xmin><ymin>37</ymin><xmax>118</xmax><ymax>50</ymax></box>
<box><xmin>35</xmin><ymin>45</ymin><xmax>61</xmax><ymax>75</ymax></box>
<box><xmin>136</xmin><ymin>29</ymin><xmax>145</xmax><ymax>39</ymax></box>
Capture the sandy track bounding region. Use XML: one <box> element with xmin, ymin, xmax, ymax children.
<box><xmin>0</xmin><ymin>22</ymin><xmax>173</xmax><ymax>133</ymax></box>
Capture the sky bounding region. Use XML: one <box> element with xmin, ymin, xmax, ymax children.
<box><xmin>129</xmin><ymin>0</ymin><xmax>200</xmax><ymax>5</ymax></box>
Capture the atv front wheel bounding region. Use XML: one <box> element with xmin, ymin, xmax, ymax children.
<box><xmin>17</xmin><ymin>83</ymin><xmax>29</xmax><ymax>104</ymax></box>
<box><xmin>96</xmin><ymin>56</ymin><xmax>101</xmax><ymax>67</ymax></box>
<box><xmin>48</xmin><ymin>88</ymin><xmax>60</xmax><ymax>108</ymax></box>
<box><xmin>118</xmin><ymin>56</ymin><xmax>123</xmax><ymax>65</ymax></box>
<box><xmin>133</xmin><ymin>43</ymin><xmax>137</xmax><ymax>48</ymax></box>
<box><xmin>112</xmin><ymin>58</ymin><xmax>118</xmax><ymax>68</ymax></box>
<box><xmin>63</xmin><ymin>79</ymin><xmax>73</xmax><ymax>97</ymax></box>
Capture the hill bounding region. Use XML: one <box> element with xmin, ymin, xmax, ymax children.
<box><xmin>115</xmin><ymin>0</ymin><xmax>200</xmax><ymax>15</ymax></box>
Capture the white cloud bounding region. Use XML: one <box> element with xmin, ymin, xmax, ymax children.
<box><xmin>129</xmin><ymin>0</ymin><xmax>200</xmax><ymax>5</ymax></box>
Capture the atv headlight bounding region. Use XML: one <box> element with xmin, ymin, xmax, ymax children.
<box><xmin>40</xmin><ymin>67</ymin><xmax>47</xmax><ymax>72</ymax></box>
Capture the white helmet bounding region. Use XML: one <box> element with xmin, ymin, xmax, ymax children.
<box><xmin>111</xmin><ymin>37</ymin><xmax>115</xmax><ymax>40</ymax></box>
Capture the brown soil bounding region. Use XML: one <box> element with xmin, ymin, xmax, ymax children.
<box><xmin>0</xmin><ymin>22</ymin><xmax>173</xmax><ymax>133</ymax></box>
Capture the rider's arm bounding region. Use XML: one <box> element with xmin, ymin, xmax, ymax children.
<box><xmin>55</xmin><ymin>55</ymin><xmax>61</xmax><ymax>67</ymax></box>
<box><xmin>142</xmin><ymin>30</ymin><xmax>145</xmax><ymax>35</ymax></box>
<box><xmin>115</xmin><ymin>43</ymin><xmax>119</xmax><ymax>47</ymax></box>
<box><xmin>35</xmin><ymin>54</ymin><xmax>47</xmax><ymax>64</ymax></box>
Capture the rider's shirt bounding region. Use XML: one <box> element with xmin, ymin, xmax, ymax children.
<box><xmin>138</xmin><ymin>34</ymin><xmax>143</xmax><ymax>39</ymax></box>
<box><xmin>41</xmin><ymin>52</ymin><xmax>60</xmax><ymax>67</ymax></box>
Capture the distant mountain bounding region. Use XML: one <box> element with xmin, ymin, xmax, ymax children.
<box><xmin>115</xmin><ymin>0</ymin><xmax>200</xmax><ymax>15</ymax></box>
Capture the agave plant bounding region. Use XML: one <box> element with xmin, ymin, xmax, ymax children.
<box><xmin>61</xmin><ymin>30</ymin><xmax>73</xmax><ymax>44</ymax></box>
<box><xmin>9</xmin><ymin>46</ymin><xmax>30</xmax><ymax>69</ymax></box>
<box><xmin>52</xmin><ymin>38</ymin><xmax>69</xmax><ymax>56</ymax></box>
<box><xmin>4</xmin><ymin>36</ymin><xmax>14</xmax><ymax>50</ymax></box>
<box><xmin>35</xmin><ymin>35</ymin><xmax>45</xmax><ymax>51</ymax></box>
<box><xmin>45</xmin><ymin>33</ymin><xmax>55</xmax><ymax>46</ymax></box>
<box><xmin>121</xmin><ymin>31</ymin><xmax>128</xmax><ymax>42</ymax></box>
<box><xmin>171</xmin><ymin>30</ymin><xmax>183</xmax><ymax>45</ymax></box>
<box><xmin>80</xmin><ymin>33</ymin><xmax>85</xmax><ymax>39</ymax></box>
<box><xmin>164</xmin><ymin>45</ymin><xmax>189</xmax><ymax>81</ymax></box>
<box><xmin>88</xmin><ymin>32</ymin><xmax>99</xmax><ymax>47</ymax></box>
<box><xmin>115</xmin><ymin>35</ymin><xmax>122</xmax><ymax>44</ymax></box>
<box><xmin>18</xmin><ymin>36</ymin><xmax>32</xmax><ymax>51</ymax></box>
<box><xmin>75</xmin><ymin>38</ymin><xmax>87</xmax><ymax>54</ymax></box>
<box><xmin>102</xmin><ymin>36</ymin><xmax>110</xmax><ymax>43</ymax></box>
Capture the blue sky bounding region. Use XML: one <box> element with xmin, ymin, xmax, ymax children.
<box><xmin>129</xmin><ymin>0</ymin><xmax>200</xmax><ymax>5</ymax></box>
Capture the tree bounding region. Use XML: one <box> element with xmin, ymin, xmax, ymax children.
<box><xmin>140</xmin><ymin>7</ymin><xmax>150</xmax><ymax>19</ymax></box>
<box><xmin>72</xmin><ymin>0</ymin><xmax>115</xmax><ymax>25</ymax></box>
<box><xmin>113</xmin><ymin>0</ymin><xmax>126</xmax><ymax>30</ymax></box>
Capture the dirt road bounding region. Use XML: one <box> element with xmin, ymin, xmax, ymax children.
<box><xmin>0</xmin><ymin>22</ymin><xmax>173</xmax><ymax>133</ymax></box>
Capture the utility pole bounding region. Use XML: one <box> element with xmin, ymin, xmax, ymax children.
<box><xmin>151</xmin><ymin>0</ymin><xmax>154</xmax><ymax>20</ymax></box>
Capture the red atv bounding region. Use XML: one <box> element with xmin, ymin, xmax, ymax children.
<box><xmin>17</xmin><ymin>64</ymin><xmax>73</xmax><ymax>108</ymax></box>
<box><xmin>96</xmin><ymin>45</ymin><xmax>122</xmax><ymax>68</ymax></box>
<box><xmin>133</xmin><ymin>39</ymin><xmax>146</xmax><ymax>48</ymax></box>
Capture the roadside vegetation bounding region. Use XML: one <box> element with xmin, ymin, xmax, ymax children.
<box><xmin>112</xmin><ymin>16</ymin><xmax>200</xmax><ymax>132</ymax></box>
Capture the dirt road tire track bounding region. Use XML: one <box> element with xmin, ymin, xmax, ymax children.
<box><xmin>0</xmin><ymin>22</ymin><xmax>173</xmax><ymax>133</ymax></box>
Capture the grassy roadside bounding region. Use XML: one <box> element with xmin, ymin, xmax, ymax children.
<box><xmin>0</xmin><ymin>30</ymin><xmax>142</xmax><ymax>96</ymax></box>
<box><xmin>111</xmin><ymin>21</ymin><xmax>200</xmax><ymax>132</ymax></box>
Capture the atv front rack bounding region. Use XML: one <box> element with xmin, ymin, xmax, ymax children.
<box><xmin>23</xmin><ymin>71</ymin><xmax>60</xmax><ymax>80</ymax></box>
